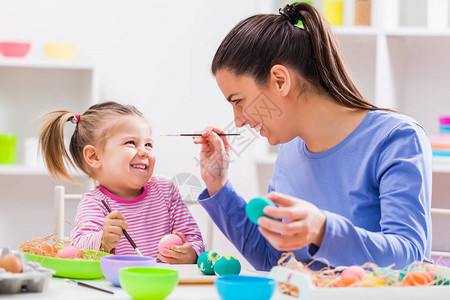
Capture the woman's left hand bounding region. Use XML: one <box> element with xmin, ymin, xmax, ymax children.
<box><xmin>157</xmin><ymin>231</ymin><xmax>198</xmax><ymax>264</ymax></box>
<box><xmin>257</xmin><ymin>192</ymin><xmax>327</xmax><ymax>251</ymax></box>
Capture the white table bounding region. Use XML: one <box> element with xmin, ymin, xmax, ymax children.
<box><xmin>3</xmin><ymin>277</ymin><xmax>220</xmax><ymax>299</ymax></box>
<box><xmin>3</xmin><ymin>264</ymin><xmax>264</xmax><ymax>299</ymax></box>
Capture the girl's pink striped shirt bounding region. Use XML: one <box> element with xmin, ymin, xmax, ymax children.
<box><xmin>70</xmin><ymin>176</ymin><xmax>205</xmax><ymax>258</ymax></box>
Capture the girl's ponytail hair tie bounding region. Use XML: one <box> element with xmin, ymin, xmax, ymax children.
<box><xmin>279</xmin><ymin>4</ymin><xmax>303</xmax><ymax>25</ymax></box>
<box><xmin>70</xmin><ymin>114</ymin><xmax>80</xmax><ymax>124</ymax></box>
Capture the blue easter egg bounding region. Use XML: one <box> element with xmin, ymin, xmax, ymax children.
<box><xmin>197</xmin><ymin>251</ymin><xmax>220</xmax><ymax>275</ymax></box>
<box><xmin>434</xmin><ymin>274</ymin><xmax>450</xmax><ymax>286</ymax></box>
<box><xmin>245</xmin><ymin>197</ymin><xmax>275</xmax><ymax>225</ymax></box>
<box><xmin>214</xmin><ymin>255</ymin><xmax>241</xmax><ymax>276</ymax></box>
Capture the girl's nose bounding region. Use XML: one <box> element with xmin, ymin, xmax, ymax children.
<box><xmin>137</xmin><ymin>146</ymin><xmax>149</xmax><ymax>157</ymax></box>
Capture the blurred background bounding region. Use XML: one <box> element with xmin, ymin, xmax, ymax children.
<box><xmin>1</xmin><ymin>0</ymin><xmax>450</xmax><ymax>269</ymax></box>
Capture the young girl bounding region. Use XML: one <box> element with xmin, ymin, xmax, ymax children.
<box><xmin>39</xmin><ymin>101</ymin><xmax>204</xmax><ymax>263</ymax></box>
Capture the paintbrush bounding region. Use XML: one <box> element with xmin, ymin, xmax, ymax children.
<box><xmin>64</xmin><ymin>279</ymin><xmax>114</xmax><ymax>294</ymax></box>
<box><xmin>101</xmin><ymin>199</ymin><xmax>143</xmax><ymax>257</ymax></box>
<box><xmin>161</xmin><ymin>133</ymin><xmax>240</xmax><ymax>136</ymax></box>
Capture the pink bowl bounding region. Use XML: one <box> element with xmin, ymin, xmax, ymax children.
<box><xmin>439</xmin><ymin>117</ymin><xmax>450</xmax><ymax>125</ymax></box>
<box><xmin>0</xmin><ymin>42</ymin><xmax>31</xmax><ymax>58</ymax></box>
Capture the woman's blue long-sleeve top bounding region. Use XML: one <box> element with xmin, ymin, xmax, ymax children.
<box><xmin>198</xmin><ymin>110</ymin><xmax>432</xmax><ymax>271</ymax></box>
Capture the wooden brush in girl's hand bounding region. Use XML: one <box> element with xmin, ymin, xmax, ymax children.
<box><xmin>101</xmin><ymin>200</ymin><xmax>143</xmax><ymax>257</ymax></box>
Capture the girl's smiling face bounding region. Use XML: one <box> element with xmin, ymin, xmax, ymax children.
<box><xmin>95</xmin><ymin>116</ymin><xmax>155</xmax><ymax>199</ymax></box>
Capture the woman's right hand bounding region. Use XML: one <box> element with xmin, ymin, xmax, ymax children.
<box><xmin>193</xmin><ymin>126</ymin><xmax>231</xmax><ymax>196</ymax></box>
<box><xmin>101</xmin><ymin>210</ymin><xmax>128</xmax><ymax>253</ymax></box>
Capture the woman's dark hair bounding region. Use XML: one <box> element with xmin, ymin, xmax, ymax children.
<box><xmin>211</xmin><ymin>2</ymin><xmax>379</xmax><ymax>110</ymax></box>
<box><xmin>39</xmin><ymin>101</ymin><xmax>144</xmax><ymax>182</ymax></box>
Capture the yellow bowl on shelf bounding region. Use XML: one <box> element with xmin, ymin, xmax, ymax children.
<box><xmin>44</xmin><ymin>43</ymin><xmax>77</xmax><ymax>60</ymax></box>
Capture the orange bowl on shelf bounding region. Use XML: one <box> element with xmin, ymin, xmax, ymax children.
<box><xmin>44</xmin><ymin>43</ymin><xmax>77</xmax><ymax>60</ymax></box>
<box><xmin>0</xmin><ymin>41</ymin><xmax>31</xmax><ymax>58</ymax></box>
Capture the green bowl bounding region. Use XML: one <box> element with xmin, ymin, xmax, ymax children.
<box><xmin>119</xmin><ymin>267</ymin><xmax>178</xmax><ymax>300</ymax></box>
<box><xmin>23</xmin><ymin>248</ymin><xmax>110</xmax><ymax>279</ymax></box>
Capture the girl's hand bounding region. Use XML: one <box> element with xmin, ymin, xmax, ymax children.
<box><xmin>257</xmin><ymin>192</ymin><xmax>326</xmax><ymax>251</ymax></box>
<box><xmin>157</xmin><ymin>231</ymin><xmax>198</xmax><ymax>264</ymax></box>
<box><xmin>101</xmin><ymin>210</ymin><xmax>128</xmax><ymax>253</ymax></box>
<box><xmin>193</xmin><ymin>126</ymin><xmax>231</xmax><ymax>196</ymax></box>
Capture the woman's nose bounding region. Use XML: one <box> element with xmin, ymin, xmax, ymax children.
<box><xmin>233</xmin><ymin>108</ymin><xmax>246</xmax><ymax>128</ymax></box>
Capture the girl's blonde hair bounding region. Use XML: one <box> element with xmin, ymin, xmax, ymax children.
<box><xmin>39</xmin><ymin>101</ymin><xmax>144</xmax><ymax>182</ymax></box>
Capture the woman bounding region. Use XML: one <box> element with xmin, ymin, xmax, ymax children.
<box><xmin>194</xmin><ymin>2</ymin><xmax>432</xmax><ymax>271</ymax></box>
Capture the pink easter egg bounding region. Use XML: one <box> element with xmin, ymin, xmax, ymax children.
<box><xmin>55</xmin><ymin>246</ymin><xmax>83</xmax><ymax>259</ymax></box>
<box><xmin>158</xmin><ymin>234</ymin><xmax>183</xmax><ymax>258</ymax></box>
<box><xmin>341</xmin><ymin>265</ymin><xmax>365</xmax><ymax>281</ymax></box>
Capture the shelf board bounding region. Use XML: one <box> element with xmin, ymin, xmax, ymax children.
<box><xmin>432</xmin><ymin>156</ymin><xmax>450</xmax><ymax>173</ymax></box>
<box><xmin>333</xmin><ymin>26</ymin><xmax>379</xmax><ymax>36</ymax></box>
<box><xmin>0</xmin><ymin>165</ymin><xmax>85</xmax><ymax>176</ymax></box>
<box><xmin>0</xmin><ymin>165</ymin><xmax>49</xmax><ymax>175</ymax></box>
<box><xmin>0</xmin><ymin>59</ymin><xmax>95</xmax><ymax>70</ymax></box>
<box><xmin>331</xmin><ymin>26</ymin><xmax>450</xmax><ymax>37</ymax></box>
<box><xmin>386</xmin><ymin>28</ymin><xmax>450</xmax><ymax>37</ymax></box>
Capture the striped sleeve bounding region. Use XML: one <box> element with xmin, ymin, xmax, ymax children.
<box><xmin>69</xmin><ymin>193</ymin><xmax>106</xmax><ymax>251</ymax></box>
<box><xmin>166</xmin><ymin>180</ymin><xmax>205</xmax><ymax>256</ymax></box>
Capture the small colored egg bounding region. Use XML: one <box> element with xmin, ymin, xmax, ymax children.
<box><xmin>334</xmin><ymin>266</ymin><xmax>366</xmax><ymax>287</ymax></box>
<box><xmin>398</xmin><ymin>265</ymin><xmax>420</xmax><ymax>281</ymax></box>
<box><xmin>402</xmin><ymin>271</ymin><xmax>435</xmax><ymax>286</ymax></box>
<box><xmin>372</xmin><ymin>268</ymin><xmax>396</xmax><ymax>285</ymax></box>
<box><xmin>39</xmin><ymin>243</ymin><xmax>58</xmax><ymax>256</ymax></box>
<box><xmin>340</xmin><ymin>274</ymin><xmax>360</xmax><ymax>287</ymax></box>
<box><xmin>0</xmin><ymin>254</ymin><xmax>22</xmax><ymax>273</ymax></box>
<box><xmin>55</xmin><ymin>246</ymin><xmax>83</xmax><ymax>259</ymax></box>
<box><xmin>341</xmin><ymin>266</ymin><xmax>365</xmax><ymax>280</ymax></box>
<box><xmin>158</xmin><ymin>234</ymin><xmax>183</xmax><ymax>258</ymax></box>
<box><xmin>197</xmin><ymin>251</ymin><xmax>220</xmax><ymax>275</ymax></box>
<box><xmin>245</xmin><ymin>197</ymin><xmax>276</xmax><ymax>225</ymax></box>
<box><xmin>333</xmin><ymin>279</ymin><xmax>345</xmax><ymax>287</ymax></box>
<box><xmin>434</xmin><ymin>274</ymin><xmax>450</xmax><ymax>286</ymax></box>
<box><xmin>214</xmin><ymin>255</ymin><xmax>241</xmax><ymax>276</ymax></box>
<box><xmin>363</xmin><ymin>274</ymin><xmax>384</xmax><ymax>287</ymax></box>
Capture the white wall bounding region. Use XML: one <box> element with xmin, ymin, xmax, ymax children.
<box><xmin>0</xmin><ymin>0</ymin><xmax>280</xmax><ymax>269</ymax></box>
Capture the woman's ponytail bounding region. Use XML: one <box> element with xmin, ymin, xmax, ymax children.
<box><xmin>289</xmin><ymin>2</ymin><xmax>378</xmax><ymax>110</ymax></box>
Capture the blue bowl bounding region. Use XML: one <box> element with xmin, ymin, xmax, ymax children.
<box><xmin>100</xmin><ymin>255</ymin><xmax>156</xmax><ymax>287</ymax></box>
<box><xmin>215</xmin><ymin>275</ymin><xmax>276</xmax><ymax>300</ymax></box>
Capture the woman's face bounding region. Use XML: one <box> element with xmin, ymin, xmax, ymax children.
<box><xmin>215</xmin><ymin>69</ymin><xmax>298</xmax><ymax>145</ymax></box>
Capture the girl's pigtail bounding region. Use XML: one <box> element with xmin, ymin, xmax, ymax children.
<box><xmin>38</xmin><ymin>111</ymin><xmax>78</xmax><ymax>182</ymax></box>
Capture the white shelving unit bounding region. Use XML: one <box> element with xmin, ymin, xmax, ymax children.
<box><xmin>432</xmin><ymin>156</ymin><xmax>450</xmax><ymax>173</ymax></box>
<box><xmin>0</xmin><ymin>59</ymin><xmax>98</xmax><ymax>172</ymax></box>
<box><xmin>0</xmin><ymin>58</ymin><xmax>98</xmax><ymax>248</ymax></box>
<box><xmin>255</xmin><ymin>0</ymin><xmax>450</xmax><ymax>195</ymax></box>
